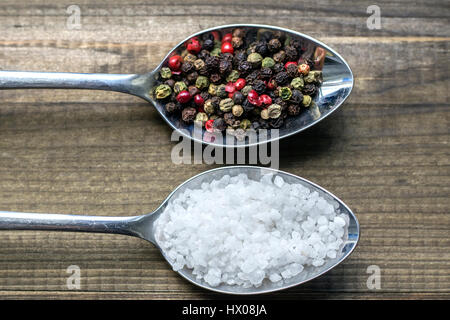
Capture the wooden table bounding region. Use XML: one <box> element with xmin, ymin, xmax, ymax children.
<box><xmin>0</xmin><ymin>0</ymin><xmax>448</xmax><ymax>300</ymax></box>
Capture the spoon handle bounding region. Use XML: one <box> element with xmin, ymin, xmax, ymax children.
<box><xmin>0</xmin><ymin>211</ymin><xmax>142</xmax><ymax>238</ymax></box>
<box><xmin>0</xmin><ymin>71</ymin><xmax>145</xmax><ymax>96</ymax></box>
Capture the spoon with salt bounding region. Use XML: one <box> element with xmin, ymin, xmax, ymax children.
<box><xmin>0</xmin><ymin>24</ymin><xmax>353</xmax><ymax>147</ymax></box>
<box><xmin>0</xmin><ymin>166</ymin><xmax>359</xmax><ymax>294</ymax></box>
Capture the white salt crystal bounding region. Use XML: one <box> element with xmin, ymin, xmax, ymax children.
<box><xmin>154</xmin><ymin>173</ymin><xmax>348</xmax><ymax>288</ymax></box>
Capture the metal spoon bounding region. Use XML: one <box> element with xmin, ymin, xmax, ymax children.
<box><xmin>0</xmin><ymin>24</ymin><xmax>353</xmax><ymax>147</ymax></box>
<box><xmin>0</xmin><ymin>166</ymin><xmax>359</xmax><ymax>294</ymax></box>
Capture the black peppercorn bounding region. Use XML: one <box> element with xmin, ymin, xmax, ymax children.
<box><xmin>252</xmin><ymin>79</ymin><xmax>266</xmax><ymax>94</ymax></box>
<box><xmin>269</xmin><ymin>116</ymin><xmax>284</xmax><ymax>128</ymax></box>
<box><xmin>165</xmin><ymin>102</ymin><xmax>178</xmax><ymax>113</ymax></box>
<box><xmin>286</xmin><ymin>63</ymin><xmax>298</xmax><ymax>78</ymax></box>
<box><xmin>284</xmin><ymin>45</ymin><xmax>298</xmax><ymax>61</ymax></box>
<box><xmin>164</xmin><ymin>79</ymin><xmax>175</xmax><ymax>88</ymax></box>
<box><xmin>289</xmin><ymin>89</ymin><xmax>303</xmax><ymax>104</ymax></box>
<box><xmin>219</xmin><ymin>59</ymin><xmax>232</xmax><ymax>74</ymax></box>
<box><xmin>273</xmin><ymin>50</ymin><xmax>286</xmax><ymax>63</ymax></box>
<box><xmin>186</xmin><ymin>71</ymin><xmax>199</xmax><ymax>83</ymax></box>
<box><xmin>233</xmin><ymin>50</ymin><xmax>247</xmax><ymax>66</ymax></box>
<box><xmin>272</xmin><ymin>63</ymin><xmax>284</xmax><ymax>73</ymax></box>
<box><xmin>303</xmin><ymin>83</ymin><xmax>317</xmax><ymax>96</ymax></box>
<box><xmin>205</xmin><ymin>55</ymin><xmax>220</xmax><ymax>71</ymax></box>
<box><xmin>198</xmin><ymin>50</ymin><xmax>210</xmax><ymax>60</ymax></box>
<box><xmin>188</xmin><ymin>85</ymin><xmax>200</xmax><ymax>97</ymax></box>
<box><xmin>203</xmin><ymin>39</ymin><xmax>215</xmax><ymax>51</ymax></box>
<box><xmin>254</xmin><ymin>41</ymin><xmax>269</xmax><ymax>56</ymax></box>
<box><xmin>268</xmin><ymin>38</ymin><xmax>281</xmax><ymax>52</ymax></box>
<box><xmin>223</xmin><ymin>112</ymin><xmax>235</xmax><ymax>126</ymax></box>
<box><xmin>274</xmin><ymin>71</ymin><xmax>289</xmax><ymax>85</ymax></box>
<box><xmin>181</xmin><ymin>62</ymin><xmax>194</xmax><ymax>74</ymax></box>
<box><xmin>287</xmin><ymin>104</ymin><xmax>301</xmax><ymax>116</ymax></box>
<box><xmin>260</xmin><ymin>67</ymin><xmax>273</xmax><ymax>80</ymax></box>
<box><xmin>181</xmin><ymin>107</ymin><xmax>197</xmax><ymax>123</ymax></box>
<box><xmin>213</xmin><ymin>118</ymin><xmax>227</xmax><ymax>131</ymax></box>
<box><xmin>209</xmin><ymin>73</ymin><xmax>222</xmax><ymax>84</ymax></box>
<box><xmin>232</xmin><ymin>91</ymin><xmax>245</xmax><ymax>105</ymax></box>
<box><xmin>245</xmin><ymin>70</ymin><xmax>260</xmax><ymax>85</ymax></box>
<box><xmin>237</xmin><ymin>60</ymin><xmax>253</xmax><ymax>75</ymax></box>
<box><xmin>242</xmin><ymin>99</ymin><xmax>254</xmax><ymax>113</ymax></box>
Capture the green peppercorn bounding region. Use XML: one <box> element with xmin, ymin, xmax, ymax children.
<box><xmin>247</xmin><ymin>52</ymin><xmax>263</xmax><ymax>65</ymax></box>
<box><xmin>226</xmin><ymin>70</ymin><xmax>240</xmax><ymax>83</ymax></box>
<box><xmin>173</xmin><ymin>81</ymin><xmax>187</xmax><ymax>94</ymax></box>
<box><xmin>279</xmin><ymin>87</ymin><xmax>292</xmax><ymax>100</ymax></box>
<box><xmin>208</xmin><ymin>83</ymin><xmax>218</xmax><ymax>96</ymax></box>
<box><xmin>216</xmin><ymin>84</ymin><xmax>227</xmax><ymax>98</ymax></box>
<box><xmin>195</xmin><ymin>112</ymin><xmax>208</xmax><ymax>125</ymax></box>
<box><xmin>260</xmin><ymin>109</ymin><xmax>269</xmax><ymax>120</ymax></box>
<box><xmin>184</xmin><ymin>53</ymin><xmax>197</xmax><ymax>64</ymax></box>
<box><xmin>154</xmin><ymin>84</ymin><xmax>172</xmax><ymax>99</ymax></box>
<box><xmin>194</xmin><ymin>59</ymin><xmax>205</xmax><ymax>70</ymax></box>
<box><xmin>240</xmin><ymin>119</ymin><xmax>251</xmax><ymax>130</ymax></box>
<box><xmin>304</xmin><ymin>70</ymin><xmax>322</xmax><ymax>83</ymax></box>
<box><xmin>241</xmin><ymin>85</ymin><xmax>253</xmax><ymax>96</ymax></box>
<box><xmin>291</xmin><ymin>77</ymin><xmax>304</xmax><ymax>90</ymax></box>
<box><xmin>160</xmin><ymin>67</ymin><xmax>172</xmax><ymax>79</ymax></box>
<box><xmin>195</xmin><ymin>76</ymin><xmax>209</xmax><ymax>90</ymax></box>
<box><xmin>267</xmin><ymin>104</ymin><xmax>282</xmax><ymax>119</ymax></box>
<box><xmin>219</xmin><ymin>98</ymin><xmax>234</xmax><ymax>112</ymax></box>
<box><xmin>204</xmin><ymin>99</ymin><xmax>216</xmax><ymax>115</ymax></box>
<box><xmin>261</xmin><ymin>57</ymin><xmax>275</xmax><ymax>68</ymax></box>
<box><xmin>302</xmin><ymin>95</ymin><xmax>312</xmax><ymax>107</ymax></box>
<box><xmin>232</xmin><ymin>105</ymin><xmax>244</xmax><ymax>117</ymax></box>
<box><xmin>210</xmin><ymin>47</ymin><xmax>221</xmax><ymax>56</ymax></box>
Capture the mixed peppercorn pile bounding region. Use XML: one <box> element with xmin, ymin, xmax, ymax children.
<box><xmin>152</xmin><ymin>28</ymin><xmax>324</xmax><ymax>136</ymax></box>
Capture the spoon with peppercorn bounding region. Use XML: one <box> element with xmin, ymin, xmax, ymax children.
<box><xmin>0</xmin><ymin>24</ymin><xmax>353</xmax><ymax>147</ymax></box>
<box><xmin>0</xmin><ymin>165</ymin><xmax>360</xmax><ymax>294</ymax></box>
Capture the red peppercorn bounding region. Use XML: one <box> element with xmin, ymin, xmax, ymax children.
<box><xmin>259</xmin><ymin>94</ymin><xmax>272</xmax><ymax>106</ymax></box>
<box><xmin>194</xmin><ymin>94</ymin><xmax>205</xmax><ymax>106</ymax></box>
<box><xmin>228</xmin><ymin>92</ymin><xmax>234</xmax><ymax>99</ymax></box>
<box><xmin>205</xmin><ymin>119</ymin><xmax>214</xmax><ymax>132</ymax></box>
<box><xmin>176</xmin><ymin>90</ymin><xmax>192</xmax><ymax>104</ymax></box>
<box><xmin>168</xmin><ymin>55</ymin><xmax>183</xmax><ymax>71</ymax></box>
<box><xmin>247</xmin><ymin>89</ymin><xmax>261</xmax><ymax>106</ymax></box>
<box><xmin>211</xmin><ymin>31</ymin><xmax>220</xmax><ymax>40</ymax></box>
<box><xmin>221</xmin><ymin>42</ymin><xmax>234</xmax><ymax>54</ymax></box>
<box><xmin>225</xmin><ymin>82</ymin><xmax>236</xmax><ymax>93</ymax></box>
<box><xmin>234</xmin><ymin>78</ymin><xmax>246</xmax><ymax>91</ymax></box>
<box><xmin>266</xmin><ymin>78</ymin><xmax>276</xmax><ymax>90</ymax></box>
<box><xmin>222</xmin><ymin>33</ymin><xmax>233</xmax><ymax>43</ymax></box>
<box><xmin>186</xmin><ymin>38</ymin><xmax>201</xmax><ymax>54</ymax></box>
<box><xmin>284</xmin><ymin>61</ymin><xmax>297</xmax><ymax>69</ymax></box>
<box><xmin>298</xmin><ymin>63</ymin><xmax>310</xmax><ymax>75</ymax></box>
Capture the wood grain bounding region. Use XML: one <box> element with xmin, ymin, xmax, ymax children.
<box><xmin>0</xmin><ymin>0</ymin><xmax>449</xmax><ymax>299</ymax></box>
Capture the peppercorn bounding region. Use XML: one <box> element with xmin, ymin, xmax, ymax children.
<box><xmin>237</xmin><ymin>60</ymin><xmax>252</xmax><ymax>75</ymax></box>
<box><xmin>208</xmin><ymin>83</ymin><xmax>218</xmax><ymax>96</ymax></box>
<box><xmin>286</xmin><ymin>63</ymin><xmax>298</xmax><ymax>78</ymax></box>
<box><xmin>240</xmin><ymin>119</ymin><xmax>251</xmax><ymax>130</ymax></box>
<box><xmin>203</xmin><ymin>39</ymin><xmax>215</xmax><ymax>51</ymax></box>
<box><xmin>210</xmin><ymin>47</ymin><xmax>221</xmax><ymax>56</ymax></box>
<box><xmin>219</xmin><ymin>59</ymin><xmax>232</xmax><ymax>74</ymax></box>
<box><xmin>234</xmin><ymin>78</ymin><xmax>246</xmax><ymax>91</ymax></box>
<box><xmin>241</xmin><ymin>85</ymin><xmax>253</xmax><ymax>96</ymax></box>
<box><xmin>194</xmin><ymin>94</ymin><xmax>205</xmax><ymax>107</ymax></box>
<box><xmin>204</xmin><ymin>99</ymin><xmax>216</xmax><ymax>114</ymax></box>
<box><xmin>219</xmin><ymin>98</ymin><xmax>234</xmax><ymax>112</ymax></box>
<box><xmin>216</xmin><ymin>84</ymin><xmax>227</xmax><ymax>98</ymax></box>
<box><xmin>267</xmin><ymin>104</ymin><xmax>282</xmax><ymax>119</ymax></box>
<box><xmin>188</xmin><ymin>85</ymin><xmax>200</xmax><ymax>97</ymax></box>
<box><xmin>186</xmin><ymin>71</ymin><xmax>199</xmax><ymax>83</ymax></box>
<box><xmin>232</xmin><ymin>105</ymin><xmax>244</xmax><ymax>117</ymax></box>
<box><xmin>160</xmin><ymin>67</ymin><xmax>172</xmax><ymax>79</ymax></box>
<box><xmin>245</xmin><ymin>70</ymin><xmax>260</xmax><ymax>85</ymax></box>
<box><xmin>287</xmin><ymin>104</ymin><xmax>301</xmax><ymax>116</ymax></box>
<box><xmin>210</xmin><ymin>73</ymin><xmax>222</xmax><ymax>84</ymax></box>
<box><xmin>176</xmin><ymin>90</ymin><xmax>192</xmax><ymax>104</ymax></box>
<box><xmin>242</xmin><ymin>99</ymin><xmax>254</xmax><ymax>113</ymax></box>
<box><xmin>279</xmin><ymin>87</ymin><xmax>292</xmax><ymax>100</ymax></box>
<box><xmin>261</xmin><ymin>109</ymin><xmax>269</xmax><ymax>120</ymax></box>
<box><xmin>197</xmin><ymin>49</ymin><xmax>210</xmax><ymax>61</ymax></box>
<box><xmin>233</xmin><ymin>50</ymin><xmax>247</xmax><ymax>66</ymax></box>
<box><xmin>284</xmin><ymin>45</ymin><xmax>298</xmax><ymax>61</ymax></box>
<box><xmin>232</xmin><ymin>91</ymin><xmax>245</xmax><ymax>105</ymax></box>
<box><xmin>232</xmin><ymin>28</ymin><xmax>245</xmax><ymax>38</ymax></box>
<box><xmin>223</xmin><ymin>112</ymin><xmax>235</xmax><ymax>126</ymax></box>
<box><xmin>260</xmin><ymin>67</ymin><xmax>273</xmax><ymax>80</ymax></box>
<box><xmin>269</xmin><ymin>116</ymin><xmax>284</xmax><ymax>128</ymax></box>
<box><xmin>247</xmin><ymin>52</ymin><xmax>263</xmax><ymax>66</ymax></box>
<box><xmin>231</xmin><ymin>37</ymin><xmax>243</xmax><ymax>49</ymax></box>
<box><xmin>168</xmin><ymin>55</ymin><xmax>183</xmax><ymax>71</ymax></box>
<box><xmin>221</xmin><ymin>42</ymin><xmax>234</xmax><ymax>54</ymax></box>
<box><xmin>213</xmin><ymin>118</ymin><xmax>227</xmax><ymax>131</ymax></box>
<box><xmin>164</xmin><ymin>79</ymin><xmax>175</xmax><ymax>88</ymax></box>
<box><xmin>298</xmin><ymin>63</ymin><xmax>310</xmax><ymax>75</ymax></box>
<box><xmin>304</xmin><ymin>70</ymin><xmax>322</xmax><ymax>83</ymax></box>
<box><xmin>205</xmin><ymin>55</ymin><xmax>220</xmax><ymax>70</ymax></box>
<box><xmin>290</xmin><ymin>89</ymin><xmax>303</xmax><ymax>105</ymax></box>
<box><xmin>273</xmin><ymin>63</ymin><xmax>285</xmax><ymax>73</ymax></box>
<box><xmin>273</xmin><ymin>50</ymin><xmax>286</xmax><ymax>63</ymax></box>
<box><xmin>226</xmin><ymin>70</ymin><xmax>240</xmax><ymax>83</ymax></box>
<box><xmin>291</xmin><ymin>77</ymin><xmax>304</xmax><ymax>90</ymax></box>
<box><xmin>252</xmin><ymin>79</ymin><xmax>266</xmax><ymax>94</ymax></box>
<box><xmin>154</xmin><ymin>84</ymin><xmax>172</xmax><ymax>99</ymax></box>
<box><xmin>274</xmin><ymin>71</ymin><xmax>289</xmax><ymax>85</ymax></box>
<box><xmin>195</xmin><ymin>112</ymin><xmax>208</xmax><ymax>125</ymax></box>
<box><xmin>303</xmin><ymin>83</ymin><xmax>317</xmax><ymax>96</ymax></box>
<box><xmin>302</xmin><ymin>95</ymin><xmax>312</xmax><ymax>107</ymax></box>
<box><xmin>181</xmin><ymin>107</ymin><xmax>197</xmax><ymax>122</ymax></box>
<box><xmin>195</xmin><ymin>76</ymin><xmax>209</xmax><ymax>90</ymax></box>
<box><xmin>261</xmin><ymin>57</ymin><xmax>275</xmax><ymax>69</ymax></box>
<box><xmin>193</xmin><ymin>60</ymin><xmax>204</xmax><ymax>71</ymax></box>
<box><xmin>268</xmin><ymin>38</ymin><xmax>281</xmax><ymax>52</ymax></box>
<box><xmin>259</xmin><ymin>94</ymin><xmax>272</xmax><ymax>106</ymax></box>
<box><xmin>184</xmin><ymin>53</ymin><xmax>197</xmax><ymax>64</ymax></box>
<box><xmin>181</xmin><ymin>62</ymin><xmax>194</xmax><ymax>74</ymax></box>
<box><xmin>165</xmin><ymin>102</ymin><xmax>178</xmax><ymax>113</ymax></box>
<box><xmin>174</xmin><ymin>81</ymin><xmax>188</xmax><ymax>94</ymax></box>
<box><xmin>254</xmin><ymin>41</ymin><xmax>269</xmax><ymax>56</ymax></box>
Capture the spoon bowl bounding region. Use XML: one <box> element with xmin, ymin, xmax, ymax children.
<box><xmin>0</xmin><ymin>24</ymin><xmax>353</xmax><ymax>147</ymax></box>
<box><xmin>0</xmin><ymin>166</ymin><xmax>359</xmax><ymax>295</ymax></box>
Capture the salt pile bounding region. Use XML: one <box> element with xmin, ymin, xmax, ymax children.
<box><xmin>155</xmin><ymin>173</ymin><xmax>348</xmax><ymax>288</ymax></box>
